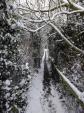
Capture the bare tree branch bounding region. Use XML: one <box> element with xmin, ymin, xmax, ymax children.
<box><xmin>22</xmin><ymin>10</ymin><xmax>84</xmax><ymax>23</ymax></box>
<box><xmin>17</xmin><ymin>0</ymin><xmax>84</xmax><ymax>55</ymax></box>
<box><xmin>18</xmin><ymin>3</ymin><xmax>67</xmax><ymax>12</ymax></box>
<box><xmin>48</xmin><ymin>22</ymin><xmax>84</xmax><ymax>55</ymax></box>
<box><xmin>24</xmin><ymin>23</ymin><xmax>48</xmax><ymax>32</ymax></box>
<box><xmin>63</xmin><ymin>0</ymin><xmax>84</xmax><ymax>10</ymax></box>
<box><xmin>58</xmin><ymin>0</ymin><xmax>62</xmax><ymax>11</ymax></box>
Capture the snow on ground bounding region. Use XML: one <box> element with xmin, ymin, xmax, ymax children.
<box><xmin>25</xmin><ymin>62</ymin><xmax>44</xmax><ymax>113</ymax></box>
<box><xmin>25</xmin><ymin>61</ymin><xmax>67</xmax><ymax>113</ymax></box>
<box><xmin>42</xmin><ymin>49</ymin><xmax>49</xmax><ymax>61</ymax></box>
<box><xmin>57</xmin><ymin>68</ymin><xmax>84</xmax><ymax>103</ymax></box>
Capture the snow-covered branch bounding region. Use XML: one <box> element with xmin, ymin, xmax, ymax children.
<box><xmin>18</xmin><ymin>0</ymin><xmax>84</xmax><ymax>14</ymax></box>
<box><xmin>18</xmin><ymin>3</ymin><xmax>67</xmax><ymax>13</ymax></box>
<box><xmin>50</xmin><ymin>57</ymin><xmax>84</xmax><ymax>104</ymax></box>
<box><xmin>63</xmin><ymin>0</ymin><xmax>84</xmax><ymax>10</ymax></box>
<box><xmin>51</xmin><ymin>10</ymin><xmax>84</xmax><ymax>19</ymax></box>
<box><xmin>27</xmin><ymin>19</ymin><xmax>48</xmax><ymax>23</ymax></box>
<box><xmin>22</xmin><ymin>10</ymin><xmax>84</xmax><ymax>24</ymax></box>
<box><xmin>48</xmin><ymin>22</ymin><xmax>84</xmax><ymax>55</ymax></box>
<box><xmin>24</xmin><ymin>23</ymin><xmax>47</xmax><ymax>32</ymax></box>
<box><xmin>17</xmin><ymin>0</ymin><xmax>84</xmax><ymax>55</ymax></box>
<box><xmin>56</xmin><ymin>66</ymin><xmax>84</xmax><ymax>103</ymax></box>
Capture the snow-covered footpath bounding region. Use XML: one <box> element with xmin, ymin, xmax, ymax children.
<box><xmin>25</xmin><ymin>60</ymin><xmax>67</xmax><ymax>113</ymax></box>
<box><xmin>25</xmin><ymin>62</ymin><xmax>44</xmax><ymax>113</ymax></box>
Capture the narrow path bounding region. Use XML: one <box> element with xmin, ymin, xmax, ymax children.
<box><xmin>25</xmin><ymin>60</ymin><xmax>68</xmax><ymax>113</ymax></box>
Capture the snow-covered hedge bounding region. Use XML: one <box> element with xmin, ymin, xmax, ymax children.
<box><xmin>0</xmin><ymin>1</ymin><xmax>32</xmax><ymax>113</ymax></box>
<box><xmin>50</xmin><ymin>58</ymin><xmax>84</xmax><ymax>107</ymax></box>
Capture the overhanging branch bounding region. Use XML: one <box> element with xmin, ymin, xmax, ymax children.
<box><xmin>24</xmin><ymin>23</ymin><xmax>47</xmax><ymax>32</ymax></box>
<box><xmin>48</xmin><ymin>22</ymin><xmax>84</xmax><ymax>55</ymax></box>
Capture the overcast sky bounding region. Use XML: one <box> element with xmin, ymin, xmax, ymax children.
<box><xmin>19</xmin><ymin>0</ymin><xmax>26</xmax><ymax>3</ymax></box>
<box><xmin>16</xmin><ymin>0</ymin><xmax>49</xmax><ymax>10</ymax></box>
<box><xmin>18</xmin><ymin>0</ymin><xmax>48</xmax><ymax>6</ymax></box>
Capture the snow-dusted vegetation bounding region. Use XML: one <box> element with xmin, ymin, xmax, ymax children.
<box><xmin>0</xmin><ymin>0</ymin><xmax>84</xmax><ymax>113</ymax></box>
<box><xmin>0</xmin><ymin>0</ymin><xmax>32</xmax><ymax>112</ymax></box>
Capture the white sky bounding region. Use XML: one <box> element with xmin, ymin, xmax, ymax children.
<box><xmin>17</xmin><ymin>0</ymin><xmax>49</xmax><ymax>10</ymax></box>
<box><xmin>18</xmin><ymin>0</ymin><xmax>49</xmax><ymax>6</ymax></box>
<box><xmin>19</xmin><ymin>0</ymin><xmax>35</xmax><ymax>4</ymax></box>
<box><xmin>19</xmin><ymin>0</ymin><xmax>26</xmax><ymax>3</ymax></box>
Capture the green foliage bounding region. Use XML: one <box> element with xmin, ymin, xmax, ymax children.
<box><xmin>48</xmin><ymin>11</ymin><xmax>84</xmax><ymax>68</ymax></box>
<box><xmin>0</xmin><ymin>1</ymin><xmax>30</xmax><ymax>113</ymax></box>
<box><xmin>48</xmin><ymin>1</ymin><xmax>84</xmax><ymax>110</ymax></box>
<box><xmin>31</xmin><ymin>32</ymin><xmax>41</xmax><ymax>68</ymax></box>
<box><xmin>10</xmin><ymin>105</ymin><xmax>19</xmax><ymax>113</ymax></box>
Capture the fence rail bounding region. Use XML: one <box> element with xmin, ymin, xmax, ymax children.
<box><xmin>49</xmin><ymin>57</ymin><xmax>84</xmax><ymax>108</ymax></box>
